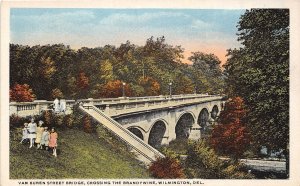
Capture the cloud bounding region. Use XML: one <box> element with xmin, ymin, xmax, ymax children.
<box><xmin>190</xmin><ymin>19</ymin><xmax>213</xmax><ymax>30</ymax></box>
<box><xmin>98</xmin><ymin>11</ymin><xmax>189</xmax><ymax>26</ymax></box>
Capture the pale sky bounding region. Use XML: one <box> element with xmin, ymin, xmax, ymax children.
<box><xmin>10</xmin><ymin>8</ymin><xmax>245</xmax><ymax>65</ymax></box>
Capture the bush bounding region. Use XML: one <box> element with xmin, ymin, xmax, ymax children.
<box><xmin>63</xmin><ymin>114</ymin><xmax>75</xmax><ymax>128</ymax></box>
<box><xmin>10</xmin><ymin>114</ymin><xmax>38</xmax><ymax>128</ymax></box>
<box><xmin>149</xmin><ymin>156</ymin><xmax>186</xmax><ymax>179</ymax></box>
<box><xmin>184</xmin><ymin>140</ymin><xmax>254</xmax><ymax>179</ymax></box>
<box><xmin>185</xmin><ymin>140</ymin><xmax>224</xmax><ymax>178</ymax></box>
<box><xmin>164</xmin><ymin>139</ymin><xmax>189</xmax><ymax>155</ymax></box>
<box><xmin>82</xmin><ymin>115</ymin><xmax>96</xmax><ymax>133</ymax></box>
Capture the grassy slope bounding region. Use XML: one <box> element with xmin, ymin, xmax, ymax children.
<box><xmin>10</xmin><ymin>127</ymin><xmax>150</xmax><ymax>179</ymax></box>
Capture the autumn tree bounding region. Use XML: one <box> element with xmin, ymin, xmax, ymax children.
<box><xmin>98</xmin><ymin>80</ymin><xmax>132</xmax><ymax>98</ymax></box>
<box><xmin>138</xmin><ymin>76</ymin><xmax>160</xmax><ymax>96</ymax></box>
<box><xmin>210</xmin><ymin>97</ymin><xmax>250</xmax><ymax>160</ymax></box>
<box><xmin>224</xmin><ymin>9</ymin><xmax>289</xmax><ymax>173</ymax></box>
<box><xmin>10</xmin><ymin>83</ymin><xmax>36</xmax><ymax>102</ymax></box>
<box><xmin>149</xmin><ymin>156</ymin><xmax>186</xmax><ymax>179</ymax></box>
<box><xmin>51</xmin><ymin>88</ymin><xmax>64</xmax><ymax>99</ymax></box>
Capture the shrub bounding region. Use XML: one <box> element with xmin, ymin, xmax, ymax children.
<box><xmin>82</xmin><ymin>115</ymin><xmax>95</xmax><ymax>133</ymax></box>
<box><xmin>184</xmin><ymin>140</ymin><xmax>254</xmax><ymax>179</ymax></box>
<box><xmin>9</xmin><ymin>114</ymin><xmax>38</xmax><ymax>128</ymax></box>
<box><xmin>165</xmin><ymin>139</ymin><xmax>189</xmax><ymax>155</ymax></box>
<box><xmin>41</xmin><ymin>110</ymin><xmax>54</xmax><ymax>128</ymax></box>
<box><xmin>185</xmin><ymin>140</ymin><xmax>224</xmax><ymax>178</ymax></box>
<box><xmin>149</xmin><ymin>156</ymin><xmax>186</xmax><ymax>179</ymax></box>
<box><xmin>63</xmin><ymin>114</ymin><xmax>75</xmax><ymax>128</ymax></box>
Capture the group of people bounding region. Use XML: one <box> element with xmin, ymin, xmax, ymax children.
<box><xmin>20</xmin><ymin>118</ymin><xmax>58</xmax><ymax>157</ymax></box>
<box><xmin>53</xmin><ymin>98</ymin><xmax>66</xmax><ymax>113</ymax></box>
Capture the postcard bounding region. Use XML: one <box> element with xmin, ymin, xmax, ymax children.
<box><xmin>1</xmin><ymin>0</ymin><xmax>300</xmax><ymax>186</ymax></box>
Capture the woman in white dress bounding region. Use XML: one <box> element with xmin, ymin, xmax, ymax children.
<box><xmin>28</xmin><ymin>118</ymin><xmax>37</xmax><ymax>148</ymax></box>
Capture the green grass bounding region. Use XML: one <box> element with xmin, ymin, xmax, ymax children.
<box><xmin>10</xmin><ymin>127</ymin><xmax>150</xmax><ymax>179</ymax></box>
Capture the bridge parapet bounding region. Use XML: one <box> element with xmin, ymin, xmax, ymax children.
<box><xmin>9</xmin><ymin>100</ymin><xmax>75</xmax><ymax>117</ymax></box>
<box><xmin>9</xmin><ymin>94</ymin><xmax>225</xmax><ymax>117</ymax></box>
<box><xmin>89</xmin><ymin>94</ymin><xmax>224</xmax><ymax>117</ymax></box>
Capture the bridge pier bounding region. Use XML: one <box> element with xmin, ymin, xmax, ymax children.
<box><xmin>189</xmin><ymin>125</ymin><xmax>201</xmax><ymax>140</ymax></box>
<box><xmin>167</xmin><ymin>111</ymin><xmax>177</xmax><ymax>142</ymax></box>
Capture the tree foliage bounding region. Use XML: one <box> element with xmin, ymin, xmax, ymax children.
<box><xmin>98</xmin><ymin>80</ymin><xmax>132</xmax><ymax>98</ymax></box>
<box><xmin>224</xmin><ymin>9</ymin><xmax>289</xmax><ymax>153</ymax></box>
<box><xmin>10</xmin><ymin>83</ymin><xmax>36</xmax><ymax>102</ymax></box>
<box><xmin>149</xmin><ymin>156</ymin><xmax>186</xmax><ymax>179</ymax></box>
<box><xmin>185</xmin><ymin>140</ymin><xmax>253</xmax><ymax>179</ymax></box>
<box><xmin>189</xmin><ymin>52</ymin><xmax>224</xmax><ymax>94</ymax></box>
<box><xmin>10</xmin><ymin>37</ymin><xmax>224</xmax><ymax>100</ymax></box>
<box><xmin>210</xmin><ymin>97</ymin><xmax>250</xmax><ymax>160</ymax></box>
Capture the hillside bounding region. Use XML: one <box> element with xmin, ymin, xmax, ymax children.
<box><xmin>10</xmin><ymin>127</ymin><xmax>150</xmax><ymax>179</ymax></box>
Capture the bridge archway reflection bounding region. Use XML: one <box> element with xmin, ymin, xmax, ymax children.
<box><xmin>128</xmin><ymin>127</ymin><xmax>144</xmax><ymax>140</ymax></box>
<box><xmin>175</xmin><ymin>113</ymin><xmax>194</xmax><ymax>139</ymax></box>
<box><xmin>148</xmin><ymin>120</ymin><xmax>166</xmax><ymax>149</ymax></box>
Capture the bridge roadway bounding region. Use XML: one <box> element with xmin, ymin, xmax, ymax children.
<box><xmin>80</xmin><ymin>94</ymin><xmax>224</xmax><ymax>117</ymax></box>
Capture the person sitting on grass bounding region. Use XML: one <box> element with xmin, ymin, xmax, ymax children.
<box><xmin>28</xmin><ymin>118</ymin><xmax>37</xmax><ymax>148</ymax></box>
<box><xmin>36</xmin><ymin>120</ymin><xmax>44</xmax><ymax>149</ymax></box>
<box><xmin>40</xmin><ymin>127</ymin><xmax>50</xmax><ymax>150</ymax></box>
<box><xmin>20</xmin><ymin>123</ymin><xmax>29</xmax><ymax>144</ymax></box>
<box><xmin>49</xmin><ymin>128</ymin><xmax>58</xmax><ymax>157</ymax></box>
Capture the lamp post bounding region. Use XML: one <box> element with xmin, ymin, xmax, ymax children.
<box><xmin>122</xmin><ymin>82</ymin><xmax>126</xmax><ymax>97</ymax></box>
<box><xmin>169</xmin><ymin>82</ymin><xmax>172</xmax><ymax>98</ymax></box>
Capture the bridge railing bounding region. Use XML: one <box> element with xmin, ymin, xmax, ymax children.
<box><xmin>92</xmin><ymin>95</ymin><xmax>224</xmax><ymax>116</ymax></box>
<box><xmin>80</xmin><ymin>105</ymin><xmax>165</xmax><ymax>164</ymax></box>
<box><xmin>9</xmin><ymin>100</ymin><xmax>76</xmax><ymax>117</ymax></box>
<box><xmin>9</xmin><ymin>94</ymin><xmax>224</xmax><ymax>117</ymax></box>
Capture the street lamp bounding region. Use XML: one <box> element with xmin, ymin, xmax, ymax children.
<box><xmin>169</xmin><ymin>82</ymin><xmax>172</xmax><ymax>98</ymax></box>
<box><xmin>122</xmin><ymin>82</ymin><xmax>126</xmax><ymax>97</ymax></box>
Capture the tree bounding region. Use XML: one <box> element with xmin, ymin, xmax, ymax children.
<box><xmin>189</xmin><ymin>52</ymin><xmax>224</xmax><ymax>94</ymax></box>
<box><xmin>224</xmin><ymin>9</ymin><xmax>289</xmax><ymax>174</ymax></box>
<box><xmin>10</xmin><ymin>83</ymin><xmax>36</xmax><ymax>102</ymax></box>
<box><xmin>51</xmin><ymin>88</ymin><xmax>64</xmax><ymax>99</ymax></box>
<box><xmin>138</xmin><ymin>76</ymin><xmax>160</xmax><ymax>96</ymax></box>
<box><xmin>185</xmin><ymin>140</ymin><xmax>253</xmax><ymax>179</ymax></box>
<box><xmin>210</xmin><ymin>97</ymin><xmax>250</xmax><ymax>160</ymax></box>
<box><xmin>98</xmin><ymin>80</ymin><xmax>132</xmax><ymax>98</ymax></box>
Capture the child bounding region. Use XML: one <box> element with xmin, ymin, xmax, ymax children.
<box><xmin>49</xmin><ymin>128</ymin><xmax>58</xmax><ymax>157</ymax></box>
<box><xmin>20</xmin><ymin>123</ymin><xmax>29</xmax><ymax>144</ymax></box>
<box><xmin>36</xmin><ymin>120</ymin><xmax>44</xmax><ymax>149</ymax></box>
<box><xmin>40</xmin><ymin>127</ymin><xmax>50</xmax><ymax>150</ymax></box>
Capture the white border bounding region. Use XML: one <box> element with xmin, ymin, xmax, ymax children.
<box><xmin>1</xmin><ymin>0</ymin><xmax>300</xmax><ymax>186</ymax></box>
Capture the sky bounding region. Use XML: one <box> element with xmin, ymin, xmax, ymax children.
<box><xmin>10</xmin><ymin>8</ymin><xmax>245</xmax><ymax>65</ymax></box>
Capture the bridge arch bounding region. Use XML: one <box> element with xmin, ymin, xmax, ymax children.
<box><xmin>175</xmin><ymin>112</ymin><xmax>195</xmax><ymax>139</ymax></box>
<box><xmin>127</xmin><ymin>127</ymin><xmax>145</xmax><ymax>140</ymax></box>
<box><xmin>198</xmin><ymin>108</ymin><xmax>209</xmax><ymax>136</ymax></box>
<box><xmin>148</xmin><ymin>120</ymin><xmax>167</xmax><ymax>149</ymax></box>
<box><xmin>211</xmin><ymin>105</ymin><xmax>219</xmax><ymax>120</ymax></box>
